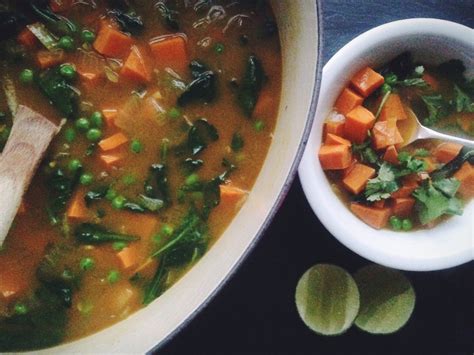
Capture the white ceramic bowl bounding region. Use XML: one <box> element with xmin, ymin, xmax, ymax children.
<box><xmin>40</xmin><ymin>2</ymin><xmax>321</xmax><ymax>353</ymax></box>
<box><xmin>299</xmin><ymin>19</ymin><xmax>473</xmax><ymax>272</ymax></box>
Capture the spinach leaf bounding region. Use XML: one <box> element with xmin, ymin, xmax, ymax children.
<box><xmin>144</xmin><ymin>210</ymin><xmax>208</xmax><ymax>304</ymax></box>
<box><xmin>123</xmin><ymin>202</ymin><xmax>146</xmax><ymax>213</ymax></box>
<box><xmin>155</xmin><ymin>1</ymin><xmax>180</xmax><ymax>31</ymax></box>
<box><xmin>107</xmin><ymin>9</ymin><xmax>144</xmax><ymax>35</ymax></box>
<box><xmin>30</xmin><ymin>1</ymin><xmax>77</xmax><ymax>35</ymax></box>
<box><xmin>431</xmin><ymin>146</ymin><xmax>474</xmax><ymax>181</ymax></box>
<box><xmin>379</xmin><ymin>52</ymin><xmax>414</xmax><ymax>80</ymax></box>
<box><xmin>177</xmin><ymin>71</ymin><xmax>217</xmax><ymax>106</ymax></box>
<box><xmin>189</xmin><ymin>60</ymin><xmax>209</xmax><ymax>79</ymax></box>
<box><xmin>144</xmin><ymin>164</ymin><xmax>171</xmax><ymax>207</ymax></box>
<box><xmin>138</xmin><ymin>194</ymin><xmax>164</xmax><ymax>212</ymax></box>
<box><xmin>37</xmin><ymin>67</ymin><xmax>79</xmax><ymax>117</ymax></box>
<box><xmin>84</xmin><ymin>186</ymin><xmax>108</xmax><ymax>206</ymax></box>
<box><xmin>231</xmin><ymin>132</ymin><xmax>244</xmax><ymax>152</ymax></box>
<box><xmin>187</xmin><ymin>119</ymin><xmax>219</xmax><ymax>156</ymax></box>
<box><xmin>46</xmin><ymin>167</ymin><xmax>80</xmax><ymax>225</ymax></box>
<box><xmin>237</xmin><ymin>55</ymin><xmax>265</xmax><ymax>117</ymax></box>
<box><xmin>0</xmin><ymin>286</ymin><xmax>68</xmax><ymax>352</ymax></box>
<box><xmin>182</xmin><ymin>158</ymin><xmax>204</xmax><ymax>174</ymax></box>
<box><xmin>75</xmin><ymin>223</ymin><xmax>139</xmax><ymax>244</ymax></box>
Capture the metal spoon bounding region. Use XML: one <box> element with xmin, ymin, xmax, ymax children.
<box><xmin>403</xmin><ymin>108</ymin><xmax>474</xmax><ymax>147</ymax></box>
<box><xmin>0</xmin><ymin>105</ymin><xmax>61</xmax><ymax>247</ymax></box>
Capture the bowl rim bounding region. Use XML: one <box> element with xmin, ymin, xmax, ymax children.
<box><xmin>299</xmin><ymin>18</ymin><xmax>474</xmax><ymax>272</ymax></box>
<box><xmin>149</xmin><ymin>1</ymin><xmax>324</xmax><ymax>352</ymax></box>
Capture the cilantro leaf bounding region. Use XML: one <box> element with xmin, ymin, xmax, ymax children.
<box><xmin>396</xmin><ymin>77</ymin><xmax>428</xmax><ymax>88</ymax></box>
<box><xmin>432</xmin><ymin>178</ymin><xmax>460</xmax><ymax>197</ymax></box>
<box><xmin>421</xmin><ymin>95</ymin><xmax>450</xmax><ymax>126</ymax></box>
<box><xmin>413</xmin><ymin>180</ymin><xmax>463</xmax><ymax>225</ymax></box>
<box><xmin>364</xmin><ymin>163</ymin><xmax>399</xmax><ymax>201</ymax></box>
<box><xmin>353</xmin><ymin>141</ymin><xmax>379</xmax><ymax>165</ymax></box>
<box><xmin>452</xmin><ymin>85</ymin><xmax>474</xmax><ymax>113</ymax></box>
<box><xmin>396</xmin><ymin>151</ymin><xmax>428</xmax><ymax>177</ymax></box>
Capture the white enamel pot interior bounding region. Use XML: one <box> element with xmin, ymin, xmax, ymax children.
<box><xmin>39</xmin><ymin>1</ymin><xmax>322</xmax><ymax>353</ymax></box>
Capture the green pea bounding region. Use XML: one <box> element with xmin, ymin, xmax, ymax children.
<box><xmin>214</xmin><ymin>43</ymin><xmax>225</xmax><ymax>54</ymax></box>
<box><xmin>90</xmin><ymin>111</ymin><xmax>103</xmax><ymax>128</ymax></box>
<box><xmin>254</xmin><ymin>120</ymin><xmax>265</xmax><ymax>132</ymax></box>
<box><xmin>106</xmin><ymin>188</ymin><xmax>117</xmax><ymax>201</ymax></box>
<box><xmin>80</xmin><ymin>172</ymin><xmax>94</xmax><ymax>186</ymax></box>
<box><xmin>381</xmin><ymin>83</ymin><xmax>392</xmax><ymax>95</ymax></box>
<box><xmin>107</xmin><ymin>270</ymin><xmax>120</xmax><ymax>284</ymax></box>
<box><xmin>185</xmin><ymin>173</ymin><xmax>199</xmax><ymax>186</ymax></box>
<box><xmin>81</xmin><ymin>29</ymin><xmax>96</xmax><ymax>44</ymax></box>
<box><xmin>68</xmin><ymin>158</ymin><xmax>82</xmax><ymax>172</ymax></box>
<box><xmin>14</xmin><ymin>303</ymin><xmax>28</xmax><ymax>315</ymax></box>
<box><xmin>75</xmin><ymin>117</ymin><xmax>90</xmax><ymax>132</ymax></box>
<box><xmin>19</xmin><ymin>69</ymin><xmax>34</xmax><ymax>84</ymax></box>
<box><xmin>161</xmin><ymin>224</ymin><xmax>174</xmax><ymax>237</ymax></box>
<box><xmin>112</xmin><ymin>195</ymin><xmax>126</xmax><ymax>210</ymax></box>
<box><xmin>86</xmin><ymin>128</ymin><xmax>102</xmax><ymax>142</ymax></box>
<box><xmin>112</xmin><ymin>241</ymin><xmax>127</xmax><ymax>251</ymax></box>
<box><xmin>402</xmin><ymin>219</ymin><xmax>413</xmax><ymax>231</ymax></box>
<box><xmin>59</xmin><ymin>64</ymin><xmax>76</xmax><ymax>80</ymax></box>
<box><xmin>130</xmin><ymin>139</ymin><xmax>143</xmax><ymax>154</ymax></box>
<box><xmin>389</xmin><ymin>216</ymin><xmax>402</xmax><ymax>231</ymax></box>
<box><xmin>168</xmin><ymin>107</ymin><xmax>181</xmax><ymax>119</ymax></box>
<box><xmin>80</xmin><ymin>257</ymin><xmax>95</xmax><ymax>271</ymax></box>
<box><xmin>64</xmin><ymin>127</ymin><xmax>76</xmax><ymax>143</ymax></box>
<box><xmin>122</xmin><ymin>174</ymin><xmax>136</xmax><ymax>185</ymax></box>
<box><xmin>58</xmin><ymin>35</ymin><xmax>74</xmax><ymax>51</ymax></box>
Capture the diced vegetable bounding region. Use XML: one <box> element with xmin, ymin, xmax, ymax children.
<box><xmin>350</xmin><ymin>67</ymin><xmax>384</xmax><ymax>97</ymax></box>
<box><xmin>117</xmin><ymin>245</ymin><xmax>140</xmax><ymax>270</ymax></box>
<box><xmin>17</xmin><ymin>27</ymin><xmax>38</xmax><ymax>49</ymax></box>
<box><xmin>100</xmin><ymin>153</ymin><xmax>123</xmax><ymax>168</ymax></box>
<box><xmin>318</xmin><ymin>144</ymin><xmax>352</xmax><ymax>170</ymax></box>
<box><xmin>120</xmin><ymin>45</ymin><xmax>152</xmax><ymax>83</ymax></box>
<box><xmin>36</xmin><ymin>49</ymin><xmax>65</xmax><ymax>69</ymax></box>
<box><xmin>219</xmin><ymin>184</ymin><xmax>248</xmax><ymax>210</ymax></box>
<box><xmin>334</xmin><ymin>88</ymin><xmax>364</xmax><ymax>115</ymax></box>
<box><xmin>391</xmin><ymin>197</ymin><xmax>416</xmax><ymax>218</ymax></box>
<box><xmin>325</xmin><ymin>133</ymin><xmax>351</xmax><ymax>147</ymax></box>
<box><xmin>149</xmin><ymin>35</ymin><xmax>188</xmax><ymax>73</ymax></box>
<box><xmin>371</xmin><ymin>120</ymin><xmax>404</xmax><ymax>150</ymax></box>
<box><xmin>253</xmin><ymin>88</ymin><xmax>274</xmax><ymax>119</ymax></box>
<box><xmin>98</xmin><ymin>132</ymin><xmax>129</xmax><ymax>151</ymax></box>
<box><xmin>379</xmin><ymin>94</ymin><xmax>408</xmax><ymax>121</ymax></box>
<box><xmin>324</xmin><ymin>120</ymin><xmax>345</xmax><ymax>138</ymax></box>
<box><xmin>383</xmin><ymin>145</ymin><xmax>399</xmax><ymax>165</ymax></box>
<box><xmin>93</xmin><ymin>25</ymin><xmax>133</xmax><ymax>58</ymax></box>
<box><xmin>66</xmin><ymin>189</ymin><xmax>89</xmax><ymax>221</ymax></box>
<box><xmin>342</xmin><ymin>163</ymin><xmax>376</xmax><ymax>195</ymax></box>
<box><xmin>433</xmin><ymin>143</ymin><xmax>463</xmax><ymax>164</ymax></box>
<box><xmin>453</xmin><ymin>162</ymin><xmax>474</xmax><ymax>198</ymax></box>
<box><xmin>350</xmin><ymin>203</ymin><xmax>391</xmax><ymax>229</ymax></box>
<box><xmin>344</xmin><ymin>105</ymin><xmax>376</xmax><ymax>143</ymax></box>
<box><xmin>237</xmin><ymin>55</ymin><xmax>266</xmax><ymax>117</ymax></box>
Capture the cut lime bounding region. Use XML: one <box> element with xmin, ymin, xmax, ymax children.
<box><xmin>295</xmin><ymin>264</ymin><xmax>360</xmax><ymax>335</ymax></box>
<box><xmin>354</xmin><ymin>264</ymin><xmax>415</xmax><ymax>334</ymax></box>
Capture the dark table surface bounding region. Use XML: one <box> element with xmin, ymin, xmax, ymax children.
<box><xmin>161</xmin><ymin>1</ymin><xmax>473</xmax><ymax>354</ymax></box>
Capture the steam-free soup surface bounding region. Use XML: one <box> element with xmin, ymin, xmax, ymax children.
<box><xmin>0</xmin><ymin>0</ymin><xmax>281</xmax><ymax>350</ymax></box>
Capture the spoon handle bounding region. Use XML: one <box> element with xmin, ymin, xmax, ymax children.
<box><xmin>418</xmin><ymin>125</ymin><xmax>474</xmax><ymax>148</ymax></box>
<box><xmin>0</xmin><ymin>106</ymin><xmax>60</xmax><ymax>246</ymax></box>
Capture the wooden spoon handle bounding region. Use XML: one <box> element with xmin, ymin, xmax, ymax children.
<box><xmin>0</xmin><ymin>105</ymin><xmax>60</xmax><ymax>246</ymax></box>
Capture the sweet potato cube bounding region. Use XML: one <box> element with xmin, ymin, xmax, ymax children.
<box><xmin>422</xmin><ymin>72</ymin><xmax>440</xmax><ymax>91</ymax></box>
<box><xmin>318</xmin><ymin>144</ymin><xmax>352</xmax><ymax>170</ymax></box>
<box><xmin>350</xmin><ymin>67</ymin><xmax>384</xmax><ymax>97</ymax></box>
<box><xmin>17</xmin><ymin>27</ymin><xmax>38</xmax><ymax>49</ymax></box>
<box><xmin>67</xmin><ymin>189</ymin><xmax>89</xmax><ymax>221</ymax></box>
<box><xmin>117</xmin><ymin>245</ymin><xmax>140</xmax><ymax>270</ymax></box>
<box><xmin>334</xmin><ymin>88</ymin><xmax>364</xmax><ymax>115</ymax></box>
<box><xmin>342</xmin><ymin>163</ymin><xmax>376</xmax><ymax>194</ymax></box>
<box><xmin>391</xmin><ymin>197</ymin><xmax>416</xmax><ymax>218</ymax></box>
<box><xmin>219</xmin><ymin>185</ymin><xmax>248</xmax><ymax>209</ymax></box>
<box><xmin>433</xmin><ymin>142</ymin><xmax>462</xmax><ymax>164</ymax></box>
<box><xmin>392</xmin><ymin>176</ymin><xmax>419</xmax><ymax>199</ymax></box>
<box><xmin>325</xmin><ymin>133</ymin><xmax>351</xmax><ymax>147</ymax></box>
<box><xmin>344</xmin><ymin>105</ymin><xmax>376</xmax><ymax>143</ymax></box>
<box><xmin>379</xmin><ymin>94</ymin><xmax>408</xmax><ymax>121</ymax></box>
<box><xmin>372</xmin><ymin>120</ymin><xmax>404</xmax><ymax>150</ymax></box>
<box><xmin>383</xmin><ymin>145</ymin><xmax>399</xmax><ymax>165</ymax></box>
<box><xmin>102</xmin><ymin>109</ymin><xmax>118</xmax><ymax>127</ymax></box>
<box><xmin>453</xmin><ymin>162</ymin><xmax>474</xmax><ymax>198</ymax></box>
<box><xmin>149</xmin><ymin>35</ymin><xmax>188</xmax><ymax>73</ymax></box>
<box><xmin>100</xmin><ymin>154</ymin><xmax>123</xmax><ymax>168</ymax></box>
<box><xmin>121</xmin><ymin>45</ymin><xmax>152</xmax><ymax>83</ymax></box>
<box><xmin>36</xmin><ymin>49</ymin><xmax>65</xmax><ymax>69</ymax></box>
<box><xmin>324</xmin><ymin>120</ymin><xmax>345</xmax><ymax>138</ymax></box>
<box><xmin>93</xmin><ymin>25</ymin><xmax>133</xmax><ymax>57</ymax></box>
<box><xmin>350</xmin><ymin>203</ymin><xmax>391</xmax><ymax>229</ymax></box>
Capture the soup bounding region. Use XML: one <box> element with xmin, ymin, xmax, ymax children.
<box><xmin>318</xmin><ymin>52</ymin><xmax>473</xmax><ymax>231</ymax></box>
<box><xmin>0</xmin><ymin>0</ymin><xmax>281</xmax><ymax>351</ymax></box>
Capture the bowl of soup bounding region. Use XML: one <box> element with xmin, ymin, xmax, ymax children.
<box><xmin>0</xmin><ymin>0</ymin><xmax>321</xmax><ymax>352</ymax></box>
<box><xmin>299</xmin><ymin>18</ymin><xmax>473</xmax><ymax>272</ymax></box>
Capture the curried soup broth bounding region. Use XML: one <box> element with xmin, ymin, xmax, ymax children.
<box><xmin>0</xmin><ymin>0</ymin><xmax>281</xmax><ymax>350</ymax></box>
<box><xmin>318</xmin><ymin>52</ymin><xmax>473</xmax><ymax>231</ymax></box>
